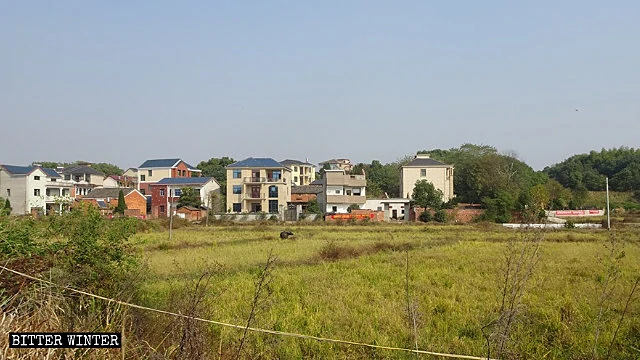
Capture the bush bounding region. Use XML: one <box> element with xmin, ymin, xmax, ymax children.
<box><xmin>434</xmin><ymin>209</ymin><xmax>447</xmax><ymax>223</ymax></box>
<box><xmin>419</xmin><ymin>211</ymin><xmax>432</xmax><ymax>222</ymax></box>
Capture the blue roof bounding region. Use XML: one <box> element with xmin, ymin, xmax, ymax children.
<box><xmin>138</xmin><ymin>159</ymin><xmax>181</xmax><ymax>168</ymax></box>
<box><xmin>1</xmin><ymin>165</ymin><xmax>60</xmax><ymax>178</ymax></box>
<box><xmin>42</xmin><ymin>168</ymin><xmax>62</xmax><ymax>178</ymax></box>
<box><xmin>227</xmin><ymin>157</ymin><xmax>284</xmax><ymax>168</ymax></box>
<box><xmin>155</xmin><ymin>177</ymin><xmax>214</xmax><ymax>185</ymax></box>
<box><xmin>138</xmin><ymin>158</ymin><xmax>200</xmax><ymax>170</ymax></box>
<box><xmin>2</xmin><ymin>165</ymin><xmax>35</xmax><ymax>175</ymax></box>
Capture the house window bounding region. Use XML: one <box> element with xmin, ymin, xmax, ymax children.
<box><xmin>183</xmin><ymin>170</ymin><xmax>187</xmax><ymax>176</ymax></box>
<box><xmin>7</xmin><ymin>189</ymin><xmax>11</xmax><ymax>196</ymax></box>
<box><xmin>233</xmin><ymin>170</ymin><xmax>241</xmax><ymax>179</ymax></box>
<box><xmin>269</xmin><ymin>200</ymin><xmax>278</xmax><ymax>213</ymax></box>
<box><xmin>293</xmin><ymin>176</ymin><xmax>298</xmax><ymax>183</ymax></box>
<box><xmin>420</xmin><ymin>169</ymin><xmax>426</xmax><ymax>177</ymax></box>
<box><xmin>271</xmin><ymin>170</ymin><xmax>281</xmax><ymax>181</ymax></box>
<box><xmin>269</xmin><ymin>186</ymin><xmax>278</xmax><ymax>198</ymax></box>
<box><xmin>346</xmin><ymin>189</ymin><xmax>352</xmax><ymax>195</ymax></box>
<box><xmin>64</xmin><ymin>174</ymin><xmax>71</xmax><ymax>180</ymax></box>
<box><xmin>148</xmin><ymin>170</ymin><xmax>153</xmax><ymax>177</ymax></box>
<box><xmin>140</xmin><ymin>175</ymin><xmax>146</xmax><ymax>181</ymax></box>
<box><xmin>140</xmin><ymin>189</ymin><xmax>145</xmax><ymax>195</ymax></box>
<box><xmin>159</xmin><ymin>205</ymin><xmax>165</xmax><ymax>213</ymax></box>
<box><xmin>335</xmin><ymin>189</ymin><xmax>340</xmax><ymax>194</ymax></box>
<box><xmin>233</xmin><ymin>203</ymin><xmax>241</xmax><ymax>212</ymax></box>
<box><xmin>51</xmin><ymin>178</ymin><xmax>56</xmax><ymax>182</ymax></box>
<box><xmin>353</xmin><ymin>189</ymin><xmax>362</xmax><ymax>196</ymax></box>
<box><xmin>332</xmin><ymin>206</ymin><xmax>338</xmax><ymax>213</ymax></box>
<box><xmin>233</xmin><ymin>185</ymin><xmax>242</xmax><ymax>194</ymax></box>
<box><xmin>173</xmin><ymin>189</ymin><xmax>182</xmax><ymax>196</ymax></box>
<box><xmin>294</xmin><ymin>166</ymin><xmax>298</xmax><ymax>172</ymax></box>
<box><xmin>34</xmin><ymin>176</ymin><xmax>40</xmax><ymax>180</ymax></box>
<box><xmin>160</xmin><ymin>189</ymin><xmax>165</xmax><ymax>196</ymax></box>
<box><xmin>34</xmin><ymin>189</ymin><xmax>41</xmax><ymax>196</ymax></box>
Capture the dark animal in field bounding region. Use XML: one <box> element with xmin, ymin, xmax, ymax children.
<box><xmin>280</xmin><ymin>231</ymin><xmax>294</xmax><ymax>239</ymax></box>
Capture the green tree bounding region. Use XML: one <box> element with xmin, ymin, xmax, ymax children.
<box><xmin>411</xmin><ymin>180</ymin><xmax>444</xmax><ymax>209</ymax></box>
<box><xmin>434</xmin><ymin>209</ymin><xmax>447</xmax><ymax>223</ymax></box>
<box><xmin>305</xmin><ymin>199</ymin><xmax>321</xmax><ymax>214</ymax></box>
<box><xmin>91</xmin><ymin>163</ymin><xmax>123</xmax><ymax>176</ymax></box>
<box><xmin>197</xmin><ymin>157</ymin><xmax>235</xmax><ymax>206</ymax></box>
<box><xmin>114</xmin><ymin>190</ymin><xmax>127</xmax><ymax>214</ymax></box>
<box><xmin>419</xmin><ymin>210</ymin><xmax>432</xmax><ymax>222</ymax></box>
<box><xmin>177</xmin><ymin>187</ymin><xmax>202</xmax><ymax>208</ymax></box>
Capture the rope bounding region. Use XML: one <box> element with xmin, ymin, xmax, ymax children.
<box><xmin>0</xmin><ymin>265</ymin><xmax>497</xmax><ymax>360</ymax></box>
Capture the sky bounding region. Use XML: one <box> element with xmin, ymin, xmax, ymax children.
<box><xmin>1</xmin><ymin>1</ymin><xmax>639</xmax><ymax>171</ymax></box>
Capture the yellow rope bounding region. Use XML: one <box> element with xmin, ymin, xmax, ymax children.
<box><xmin>0</xmin><ymin>265</ymin><xmax>497</xmax><ymax>360</ymax></box>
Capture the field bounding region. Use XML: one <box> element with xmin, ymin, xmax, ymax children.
<box><xmin>130</xmin><ymin>223</ymin><xmax>640</xmax><ymax>359</ymax></box>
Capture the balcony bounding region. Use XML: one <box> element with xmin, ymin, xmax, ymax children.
<box><xmin>243</xmin><ymin>193</ymin><xmax>265</xmax><ymax>200</ymax></box>
<box><xmin>243</xmin><ymin>177</ymin><xmax>286</xmax><ymax>184</ymax></box>
<box><xmin>326</xmin><ymin>195</ymin><xmax>366</xmax><ymax>205</ymax></box>
<box><xmin>45</xmin><ymin>195</ymin><xmax>74</xmax><ymax>204</ymax></box>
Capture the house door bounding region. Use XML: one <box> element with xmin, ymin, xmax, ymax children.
<box><xmin>392</xmin><ymin>209</ymin><xmax>398</xmax><ymax>219</ymax></box>
<box><xmin>251</xmin><ymin>186</ymin><xmax>260</xmax><ymax>198</ymax></box>
<box><xmin>252</xmin><ymin>170</ymin><xmax>260</xmax><ymax>181</ymax></box>
<box><xmin>251</xmin><ymin>203</ymin><xmax>262</xmax><ymax>212</ymax></box>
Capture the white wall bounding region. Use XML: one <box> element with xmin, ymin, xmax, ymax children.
<box><xmin>325</xmin><ymin>203</ymin><xmax>350</xmax><ymax>213</ymax></box>
<box><xmin>26</xmin><ymin>168</ymin><xmax>48</xmax><ymax>214</ymax></box>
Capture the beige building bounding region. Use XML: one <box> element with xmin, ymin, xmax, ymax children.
<box><xmin>226</xmin><ymin>158</ymin><xmax>292</xmax><ymax>213</ymax></box>
<box><xmin>318</xmin><ymin>158</ymin><xmax>353</xmax><ymax>172</ymax></box>
<box><xmin>400</xmin><ymin>154</ymin><xmax>454</xmax><ymax>202</ymax></box>
<box><xmin>280</xmin><ymin>159</ymin><xmax>316</xmax><ymax>186</ymax></box>
<box><xmin>320</xmin><ymin>169</ymin><xmax>367</xmax><ymax>213</ymax></box>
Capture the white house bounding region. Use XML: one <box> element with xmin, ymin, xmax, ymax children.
<box><xmin>0</xmin><ymin>165</ymin><xmax>74</xmax><ymax>215</ymax></box>
<box><xmin>362</xmin><ymin>198</ymin><xmax>411</xmax><ymax>221</ymax></box>
<box><xmin>320</xmin><ymin>169</ymin><xmax>367</xmax><ymax>213</ymax></box>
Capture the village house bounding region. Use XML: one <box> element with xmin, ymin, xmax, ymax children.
<box><xmin>80</xmin><ymin>187</ymin><xmax>147</xmax><ymax>217</ymax></box>
<box><xmin>288</xmin><ymin>184</ymin><xmax>322</xmax><ymax>214</ymax></box>
<box><xmin>318</xmin><ymin>158</ymin><xmax>353</xmax><ymax>172</ymax></box>
<box><xmin>61</xmin><ymin>164</ymin><xmax>106</xmax><ymax>198</ymax></box>
<box><xmin>0</xmin><ymin>165</ymin><xmax>73</xmax><ymax>215</ymax></box>
<box><xmin>149</xmin><ymin>177</ymin><xmax>219</xmax><ymax>218</ymax></box>
<box><xmin>225</xmin><ymin>158</ymin><xmax>292</xmax><ymax>214</ymax></box>
<box><xmin>280</xmin><ymin>159</ymin><xmax>316</xmax><ymax>186</ymax></box>
<box><xmin>136</xmin><ymin>158</ymin><xmax>201</xmax><ymax>195</ymax></box>
<box><xmin>400</xmin><ymin>154</ymin><xmax>454</xmax><ymax>202</ymax></box>
<box><xmin>319</xmin><ymin>169</ymin><xmax>367</xmax><ymax>213</ymax></box>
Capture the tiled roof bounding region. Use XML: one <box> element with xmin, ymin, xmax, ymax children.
<box><xmin>1</xmin><ymin>165</ymin><xmax>61</xmax><ymax>178</ymax></box>
<box><xmin>310</xmin><ymin>179</ymin><xmax>324</xmax><ymax>185</ymax></box>
<box><xmin>62</xmin><ymin>165</ymin><xmax>105</xmax><ymax>176</ymax></box>
<box><xmin>291</xmin><ymin>185</ymin><xmax>323</xmax><ymax>194</ymax></box>
<box><xmin>227</xmin><ymin>158</ymin><xmax>284</xmax><ymax>168</ymax></box>
<box><xmin>138</xmin><ymin>159</ymin><xmax>181</xmax><ymax>168</ymax></box>
<box><xmin>155</xmin><ymin>177</ymin><xmax>214</xmax><ymax>186</ymax></box>
<box><xmin>82</xmin><ymin>188</ymin><xmax>136</xmax><ymax>199</ymax></box>
<box><xmin>2</xmin><ymin>165</ymin><xmax>36</xmax><ymax>175</ymax></box>
<box><xmin>42</xmin><ymin>168</ymin><xmax>62</xmax><ymax>178</ymax></box>
<box><xmin>403</xmin><ymin>158</ymin><xmax>448</xmax><ymax>167</ymax></box>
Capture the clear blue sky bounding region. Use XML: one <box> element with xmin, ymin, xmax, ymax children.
<box><xmin>2</xmin><ymin>1</ymin><xmax>638</xmax><ymax>170</ymax></box>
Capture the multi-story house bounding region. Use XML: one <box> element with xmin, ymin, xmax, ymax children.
<box><xmin>280</xmin><ymin>159</ymin><xmax>316</xmax><ymax>186</ymax></box>
<box><xmin>318</xmin><ymin>158</ymin><xmax>353</xmax><ymax>172</ymax></box>
<box><xmin>137</xmin><ymin>158</ymin><xmax>201</xmax><ymax>195</ymax></box>
<box><xmin>149</xmin><ymin>177</ymin><xmax>220</xmax><ymax>218</ymax></box>
<box><xmin>400</xmin><ymin>154</ymin><xmax>454</xmax><ymax>202</ymax></box>
<box><xmin>225</xmin><ymin>158</ymin><xmax>292</xmax><ymax>214</ymax></box>
<box><xmin>61</xmin><ymin>165</ymin><xmax>106</xmax><ymax>198</ymax></box>
<box><xmin>0</xmin><ymin>165</ymin><xmax>73</xmax><ymax>215</ymax></box>
<box><xmin>320</xmin><ymin>169</ymin><xmax>367</xmax><ymax>213</ymax></box>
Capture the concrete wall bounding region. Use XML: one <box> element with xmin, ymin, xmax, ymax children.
<box><xmin>401</xmin><ymin>166</ymin><xmax>453</xmax><ymax>201</ymax></box>
<box><xmin>0</xmin><ymin>170</ymin><xmax>27</xmax><ymax>215</ymax></box>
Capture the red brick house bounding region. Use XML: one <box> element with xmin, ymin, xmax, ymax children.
<box><xmin>80</xmin><ymin>188</ymin><xmax>147</xmax><ymax>217</ymax></box>
<box><xmin>150</xmin><ymin>177</ymin><xmax>220</xmax><ymax>218</ymax></box>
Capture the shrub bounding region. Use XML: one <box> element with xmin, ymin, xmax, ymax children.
<box><xmin>419</xmin><ymin>211</ymin><xmax>432</xmax><ymax>222</ymax></box>
<box><xmin>434</xmin><ymin>209</ymin><xmax>447</xmax><ymax>223</ymax></box>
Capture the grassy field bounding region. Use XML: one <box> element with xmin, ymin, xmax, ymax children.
<box><xmin>131</xmin><ymin>223</ymin><xmax>640</xmax><ymax>359</ymax></box>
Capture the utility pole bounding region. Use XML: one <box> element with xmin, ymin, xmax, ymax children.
<box><xmin>169</xmin><ymin>188</ymin><xmax>174</xmax><ymax>240</ymax></box>
<box><xmin>606</xmin><ymin>177</ymin><xmax>611</xmax><ymax>230</ymax></box>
